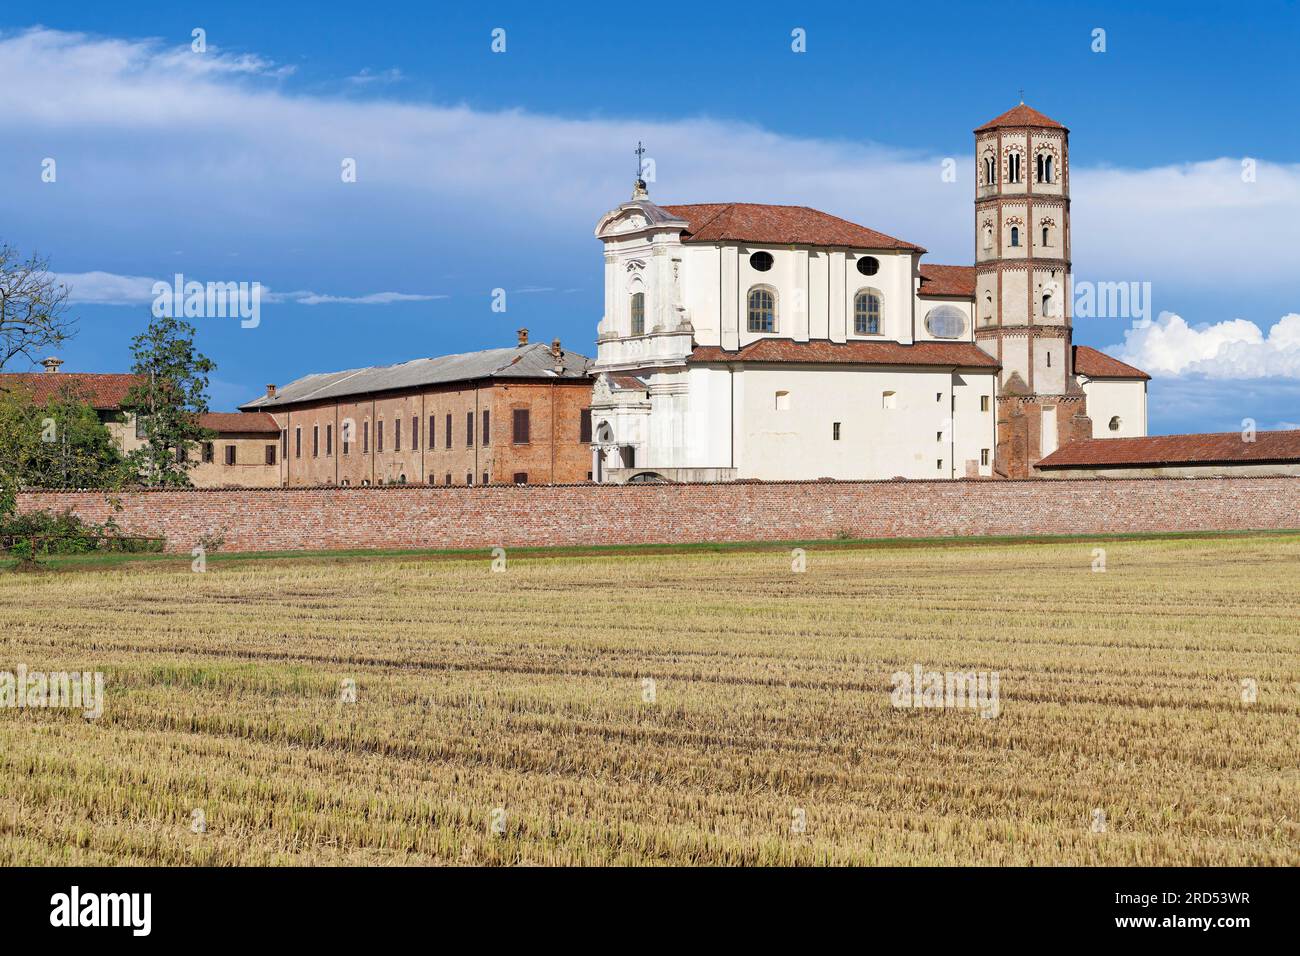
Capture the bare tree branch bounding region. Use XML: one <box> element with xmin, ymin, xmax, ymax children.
<box><xmin>0</xmin><ymin>243</ymin><xmax>74</xmax><ymax>371</ymax></box>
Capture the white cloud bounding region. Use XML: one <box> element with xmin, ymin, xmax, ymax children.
<box><xmin>1109</xmin><ymin>312</ymin><xmax>1300</xmax><ymax>378</ymax></box>
<box><xmin>54</xmin><ymin>271</ymin><xmax>441</xmax><ymax>307</ymax></box>
<box><xmin>347</xmin><ymin>67</ymin><xmax>403</xmax><ymax>86</ymax></box>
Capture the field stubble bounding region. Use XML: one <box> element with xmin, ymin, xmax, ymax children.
<box><xmin>0</xmin><ymin>535</ymin><xmax>1296</xmax><ymax>865</ymax></box>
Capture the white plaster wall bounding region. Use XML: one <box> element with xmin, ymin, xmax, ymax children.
<box><xmin>732</xmin><ymin>366</ymin><xmax>996</xmax><ymax>480</ymax></box>
<box><xmin>1081</xmin><ymin>378</ymin><xmax>1148</xmax><ymax>437</ymax></box>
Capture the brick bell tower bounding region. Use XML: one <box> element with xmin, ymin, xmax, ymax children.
<box><xmin>973</xmin><ymin>102</ymin><xmax>1091</xmax><ymax>477</ymax></box>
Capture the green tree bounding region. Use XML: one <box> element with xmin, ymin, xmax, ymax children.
<box><xmin>122</xmin><ymin>315</ymin><xmax>216</xmax><ymax>487</ymax></box>
<box><xmin>0</xmin><ymin>383</ymin><xmax>133</xmax><ymax>534</ymax></box>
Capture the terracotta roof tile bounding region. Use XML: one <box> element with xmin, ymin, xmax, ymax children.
<box><xmin>975</xmin><ymin>103</ymin><xmax>1068</xmax><ymax>133</ymax></box>
<box><xmin>918</xmin><ymin>264</ymin><xmax>975</xmax><ymax>298</ymax></box>
<box><xmin>1037</xmin><ymin>430</ymin><xmax>1300</xmax><ymax>469</ymax></box>
<box><xmin>0</xmin><ymin>372</ymin><xmax>141</xmax><ymax>409</ymax></box>
<box><xmin>1073</xmin><ymin>345</ymin><xmax>1150</xmax><ymax>380</ymax></box>
<box><xmin>661</xmin><ymin>203</ymin><xmax>925</xmax><ymax>252</ymax></box>
<box><xmin>610</xmin><ymin>374</ymin><xmax>647</xmax><ymax>390</ymax></box>
<box><xmin>199</xmin><ymin>411</ymin><xmax>280</xmax><ymax>434</ymax></box>
<box><xmin>689</xmin><ymin>339</ymin><xmax>998</xmax><ymax>368</ymax></box>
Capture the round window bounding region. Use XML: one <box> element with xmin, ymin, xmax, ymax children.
<box><xmin>856</xmin><ymin>256</ymin><xmax>880</xmax><ymax>276</ymax></box>
<box><xmin>924</xmin><ymin>305</ymin><xmax>967</xmax><ymax>339</ymax></box>
<box><xmin>749</xmin><ymin>251</ymin><xmax>774</xmax><ymax>272</ymax></box>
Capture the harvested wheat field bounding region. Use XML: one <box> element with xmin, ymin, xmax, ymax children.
<box><xmin>0</xmin><ymin>533</ymin><xmax>1296</xmax><ymax>866</ymax></box>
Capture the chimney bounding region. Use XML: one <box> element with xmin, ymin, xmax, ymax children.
<box><xmin>551</xmin><ymin>338</ymin><xmax>563</xmax><ymax>372</ymax></box>
<box><xmin>41</xmin><ymin>357</ymin><xmax>63</xmax><ymax>373</ymax></box>
<box><xmin>517</xmin><ymin>328</ymin><xmax>528</xmax><ymax>347</ymax></box>
<box><xmin>266</xmin><ymin>384</ymin><xmax>277</xmax><ymax>399</ymax></box>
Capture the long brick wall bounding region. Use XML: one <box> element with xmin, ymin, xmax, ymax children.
<box><xmin>15</xmin><ymin>477</ymin><xmax>1300</xmax><ymax>554</ymax></box>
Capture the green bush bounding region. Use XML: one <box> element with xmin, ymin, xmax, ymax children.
<box><xmin>0</xmin><ymin>509</ymin><xmax>163</xmax><ymax>556</ymax></box>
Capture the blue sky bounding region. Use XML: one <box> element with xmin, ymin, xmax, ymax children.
<box><xmin>2</xmin><ymin>0</ymin><xmax>1298</xmax><ymax>433</ymax></box>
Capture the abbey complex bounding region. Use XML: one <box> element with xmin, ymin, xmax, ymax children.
<box><xmin>9</xmin><ymin>103</ymin><xmax>1300</xmax><ymax>486</ymax></box>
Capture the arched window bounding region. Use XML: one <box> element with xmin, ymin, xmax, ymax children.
<box><xmin>984</xmin><ymin>156</ymin><xmax>996</xmax><ymax>185</ymax></box>
<box><xmin>1010</xmin><ymin>226</ymin><xmax>1020</xmax><ymax>247</ymax></box>
<box><xmin>1042</xmin><ymin>292</ymin><xmax>1053</xmax><ymax>317</ymax></box>
<box><xmin>1109</xmin><ymin>416</ymin><xmax>1122</xmax><ymax>432</ymax></box>
<box><xmin>747</xmin><ymin>287</ymin><xmax>776</xmax><ymax>333</ymax></box>
<box><xmin>1007</xmin><ymin>152</ymin><xmax>1022</xmax><ymax>183</ymax></box>
<box><xmin>1042</xmin><ymin>225</ymin><xmax>1050</xmax><ymax>247</ymax></box>
<box><xmin>854</xmin><ymin>290</ymin><xmax>882</xmax><ymax>335</ymax></box>
<box><xmin>1036</xmin><ymin>154</ymin><xmax>1054</xmax><ymax>183</ymax></box>
<box><xmin>630</xmin><ymin>291</ymin><xmax>645</xmax><ymax>336</ymax></box>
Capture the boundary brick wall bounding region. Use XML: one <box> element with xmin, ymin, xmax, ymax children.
<box><xmin>15</xmin><ymin>477</ymin><xmax>1300</xmax><ymax>554</ymax></box>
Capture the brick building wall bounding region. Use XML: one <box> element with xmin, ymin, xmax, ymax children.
<box><xmin>263</xmin><ymin>379</ymin><xmax>592</xmax><ymax>487</ymax></box>
<box><xmin>17</xmin><ymin>477</ymin><xmax>1300</xmax><ymax>554</ymax></box>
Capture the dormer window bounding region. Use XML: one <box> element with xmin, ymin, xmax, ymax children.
<box><xmin>630</xmin><ymin>291</ymin><xmax>645</xmax><ymax>336</ymax></box>
<box><xmin>749</xmin><ymin>251</ymin><xmax>774</xmax><ymax>272</ymax></box>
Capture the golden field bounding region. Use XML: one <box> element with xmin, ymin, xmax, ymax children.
<box><xmin>0</xmin><ymin>534</ymin><xmax>1296</xmax><ymax>866</ymax></box>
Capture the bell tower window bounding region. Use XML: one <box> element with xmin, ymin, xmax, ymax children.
<box><xmin>1007</xmin><ymin>152</ymin><xmax>1022</xmax><ymax>184</ymax></box>
<box><xmin>983</xmin><ymin>156</ymin><xmax>996</xmax><ymax>185</ymax></box>
<box><xmin>1010</xmin><ymin>226</ymin><xmax>1020</xmax><ymax>247</ymax></box>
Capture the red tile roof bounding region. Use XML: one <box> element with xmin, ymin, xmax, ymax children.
<box><xmin>1037</xmin><ymin>430</ymin><xmax>1300</xmax><ymax>470</ymax></box>
<box><xmin>610</xmin><ymin>374</ymin><xmax>647</xmax><ymax>391</ymax></box>
<box><xmin>689</xmin><ymin>339</ymin><xmax>998</xmax><ymax>368</ymax></box>
<box><xmin>199</xmin><ymin>412</ymin><xmax>280</xmax><ymax>434</ymax></box>
<box><xmin>661</xmin><ymin>203</ymin><xmax>925</xmax><ymax>252</ymax></box>
<box><xmin>975</xmin><ymin>103</ymin><xmax>1068</xmax><ymax>133</ymax></box>
<box><xmin>918</xmin><ymin>264</ymin><xmax>975</xmax><ymax>298</ymax></box>
<box><xmin>0</xmin><ymin>372</ymin><xmax>141</xmax><ymax>409</ymax></box>
<box><xmin>1073</xmin><ymin>345</ymin><xmax>1150</xmax><ymax>380</ymax></box>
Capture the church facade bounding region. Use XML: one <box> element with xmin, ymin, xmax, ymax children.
<box><xmin>588</xmin><ymin>103</ymin><xmax>1149</xmax><ymax>482</ymax></box>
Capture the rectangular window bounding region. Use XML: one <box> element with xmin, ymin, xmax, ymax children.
<box><xmin>445</xmin><ymin>413</ymin><xmax>452</xmax><ymax>449</ymax></box>
<box><xmin>428</xmin><ymin>415</ymin><xmax>435</xmax><ymax>449</ymax></box>
<box><xmin>482</xmin><ymin>471</ymin><xmax>489</xmax><ymax>485</ymax></box>
<box><xmin>363</xmin><ymin>421</ymin><xmax>370</xmax><ymax>454</ymax></box>
<box><xmin>395</xmin><ymin>417</ymin><xmax>402</xmax><ymax>452</ymax></box>
<box><xmin>202</xmin><ymin>441</ymin><xmax>215</xmax><ymax>463</ymax></box>
<box><xmin>466</xmin><ymin>411</ymin><xmax>474</xmax><ymax>447</ymax></box>
<box><xmin>980</xmin><ymin>448</ymin><xmax>990</xmax><ymax>466</ymax></box>
<box><xmin>936</xmin><ymin>393</ymin><xmax>942</xmax><ymax>402</ymax></box>
<box><xmin>326</xmin><ymin>424</ymin><xmax>333</xmax><ymax>456</ymax></box>
<box><xmin>428</xmin><ymin>475</ymin><xmax>436</xmax><ymax>485</ymax></box>
<box><xmin>412</xmin><ymin>416</ymin><xmax>418</xmax><ymax>451</ymax></box>
<box><xmin>482</xmin><ymin>410</ymin><xmax>490</xmax><ymax>446</ymax></box>
<box><xmin>377</xmin><ymin>420</ymin><xmax>384</xmax><ymax>453</ymax></box>
<box><xmin>832</xmin><ymin>422</ymin><xmax>841</xmax><ymax>441</ymax></box>
<box><xmin>342</xmin><ymin>425</ymin><xmax>349</xmax><ymax>456</ymax></box>
<box><xmin>135</xmin><ymin>415</ymin><xmax>147</xmax><ymax>439</ymax></box>
<box><xmin>936</xmin><ymin>431</ymin><xmax>943</xmax><ymax>442</ymax></box>
<box><xmin>513</xmin><ymin>408</ymin><xmax>530</xmax><ymax>444</ymax></box>
<box><xmin>445</xmin><ymin>473</ymin><xmax>451</xmax><ymax>486</ymax></box>
<box><xmin>513</xmin><ymin>472</ymin><xmax>528</xmax><ymax>484</ymax></box>
<box><xmin>980</xmin><ymin>395</ymin><xmax>990</xmax><ymax>412</ymax></box>
<box><xmin>280</xmin><ymin>430</ymin><xmax>287</xmax><ymax>458</ymax></box>
<box><xmin>265</xmin><ymin>445</ymin><xmax>277</xmax><ymax>465</ymax></box>
<box><xmin>466</xmin><ymin>472</ymin><xmax>473</xmax><ymax>485</ymax></box>
<box><xmin>295</xmin><ymin>427</ymin><xmax>302</xmax><ymax>459</ymax></box>
<box><xmin>312</xmin><ymin>425</ymin><xmax>319</xmax><ymax>457</ymax></box>
<box><xmin>175</xmin><ymin>445</ymin><xmax>187</xmax><ymax>464</ymax></box>
<box><xmin>580</xmin><ymin>408</ymin><xmax>592</xmax><ymax>443</ymax></box>
<box><xmin>937</xmin><ymin>459</ymin><xmax>943</xmax><ymax>470</ymax></box>
<box><xmin>224</xmin><ymin>445</ymin><xmax>236</xmax><ymax>466</ymax></box>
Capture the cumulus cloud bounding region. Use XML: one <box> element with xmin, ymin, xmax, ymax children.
<box><xmin>1109</xmin><ymin>312</ymin><xmax>1300</xmax><ymax>378</ymax></box>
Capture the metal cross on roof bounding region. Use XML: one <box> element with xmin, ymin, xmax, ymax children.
<box><xmin>634</xmin><ymin>141</ymin><xmax>646</xmax><ymax>179</ymax></box>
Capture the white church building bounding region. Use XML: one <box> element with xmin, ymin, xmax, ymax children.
<box><xmin>588</xmin><ymin>103</ymin><xmax>1150</xmax><ymax>482</ymax></box>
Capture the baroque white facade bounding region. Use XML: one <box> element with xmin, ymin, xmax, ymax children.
<box><xmin>589</xmin><ymin>104</ymin><xmax>1148</xmax><ymax>482</ymax></box>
